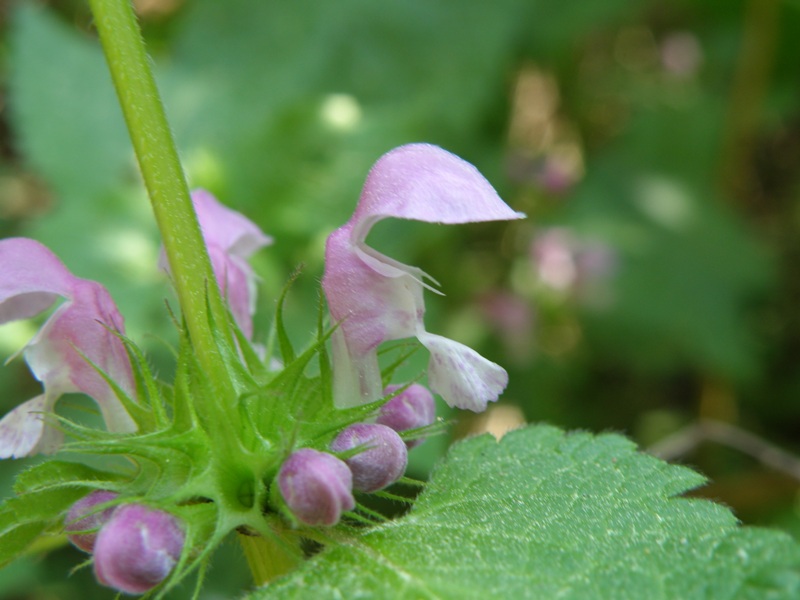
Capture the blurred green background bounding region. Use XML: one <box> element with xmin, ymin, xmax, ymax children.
<box><xmin>1</xmin><ymin>0</ymin><xmax>800</xmax><ymax>597</ymax></box>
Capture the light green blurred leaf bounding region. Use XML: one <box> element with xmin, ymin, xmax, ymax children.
<box><xmin>8</xmin><ymin>5</ymin><xmax>165</xmax><ymax>340</ymax></box>
<box><xmin>565</xmin><ymin>105</ymin><xmax>772</xmax><ymax>379</ymax></box>
<box><xmin>0</xmin><ymin>486</ymin><xmax>86</xmax><ymax>568</ymax></box>
<box><xmin>10</xmin><ymin>4</ymin><xmax>131</xmax><ymax>198</ymax></box>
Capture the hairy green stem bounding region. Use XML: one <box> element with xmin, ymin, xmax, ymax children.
<box><xmin>87</xmin><ymin>0</ymin><xmax>298</xmax><ymax>584</ymax></box>
<box><xmin>87</xmin><ymin>0</ymin><xmax>233</xmax><ymax>393</ymax></box>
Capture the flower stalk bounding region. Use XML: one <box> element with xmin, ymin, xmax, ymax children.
<box><xmin>6</xmin><ymin>7</ymin><xmax>523</xmax><ymax>594</ymax></box>
<box><xmin>238</xmin><ymin>532</ymin><xmax>303</xmax><ymax>585</ymax></box>
<box><xmin>86</xmin><ymin>0</ymin><xmax>296</xmax><ymax>583</ymax></box>
<box><xmin>87</xmin><ymin>0</ymin><xmax>233</xmax><ymax>396</ymax></box>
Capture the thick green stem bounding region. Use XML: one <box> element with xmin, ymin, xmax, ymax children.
<box><xmin>88</xmin><ymin>0</ymin><xmax>233</xmax><ymax>392</ymax></box>
<box><xmin>87</xmin><ymin>0</ymin><xmax>302</xmax><ymax>585</ymax></box>
<box><xmin>238</xmin><ymin>532</ymin><xmax>303</xmax><ymax>585</ymax></box>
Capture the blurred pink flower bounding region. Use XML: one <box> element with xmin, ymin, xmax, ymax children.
<box><xmin>159</xmin><ymin>189</ymin><xmax>272</xmax><ymax>338</ymax></box>
<box><xmin>507</xmin><ymin>153</ymin><xmax>580</xmax><ymax>196</ymax></box>
<box><xmin>531</xmin><ymin>227</ymin><xmax>616</xmax><ymax>303</ymax></box>
<box><xmin>660</xmin><ymin>31</ymin><xmax>703</xmax><ymax>79</ymax></box>
<box><xmin>479</xmin><ymin>291</ymin><xmax>535</xmax><ymax>362</ymax></box>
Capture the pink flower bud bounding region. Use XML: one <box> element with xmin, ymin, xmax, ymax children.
<box><xmin>378</xmin><ymin>384</ymin><xmax>436</xmax><ymax>448</ymax></box>
<box><xmin>65</xmin><ymin>490</ymin><xmax>119</xmax><ymax>553</ymax></box>
<box><xmin>331</xmin><ymin>424</ymin><xmax>408</xmax><ymax>492</ymax></box>
<box><xmin>93</xmin><ymin>504</ymin><xmax>184</xmax><ymax>595</ymax></box>
<box><xmin>278</xmin><ymin>449</ymin><xmax>355</xmax><ymax>526</ymax></box>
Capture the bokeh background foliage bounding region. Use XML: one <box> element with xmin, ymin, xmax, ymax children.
<box><xmin>1</xmin><ymin>0</ymin><xmax>800</xmax><ymax>597</ymax></box>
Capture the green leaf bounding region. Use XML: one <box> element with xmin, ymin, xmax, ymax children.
<box><xmin>248</xmin><ymin>425</ymin><xmax>800</xmax><ymax>599</ymax></box>
<box><xmin>0</xmin><ymin>486</ymin><xmax>89</xmax><ymax>568</ymax></box>
<box><xmin>275</xmin><ymin>270</ymin><xmax>301</xmax><ymax>366</ymax></box>
<box><xmin>1</xmin><ymin>461</ymin><xmax>123</xmax><ymax>567</ymax></box>
<box><xmin>0</xmin><ymin>521</ymin><xmax>49</xmax><ymax>569</ymax></box>
<box><xmin>10</xmin><ymin>4</ymin><xmax>130</xmax><ymax>198</ymax></box>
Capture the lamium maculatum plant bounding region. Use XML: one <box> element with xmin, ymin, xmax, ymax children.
<box><xmin>0</xmin><ymin>139</ymin><xmax>520</xmax><ymax>596</ymax></box>
<box><xmin>0</xmin><ymin>1</ymin><xmax>524</xmax><ymax>588</ymax></box>
<box><xmin>2</xmin><ymin>1</ymin><xmax>800</xmax><ymax>599</ymax></box>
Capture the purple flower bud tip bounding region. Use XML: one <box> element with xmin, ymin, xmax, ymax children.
<box><xmin>93</xmin><ymin>504</ymin><xmax>184</xmax><ymax>595</ymax></box>
<box><xmin>378</xmin><ymin>384</ymin><xmax>436</xmax><ymax>448</ymax></box>
<box><xmin>331</xmin><ymin>423</ymin><xmax>408</xmax><ymax>492</ymax></box>
<box><xmin>65</xmin><ymin>490</ymin><xmax>119</xmax><ymax>553</ymax></box>
<box><xmin>278</xmin><ymin>449</ymin><xmax>355</xmax><ymax>526</ymax></box>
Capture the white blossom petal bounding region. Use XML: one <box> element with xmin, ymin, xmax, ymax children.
<box><xmin>0</xmin><ymin>394</ymin><xmax>62</xmax><ymax>459</ymax></box>
<box><xmin>418</xmin><ymin>332</ymin><xmax>508</xmax><ymax>412</ymax></box>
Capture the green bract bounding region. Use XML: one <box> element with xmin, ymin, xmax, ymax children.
<box><xmin>0</xmin><ymin>291</ymin><xmax>400</xmax><ymax>595</ymax></box>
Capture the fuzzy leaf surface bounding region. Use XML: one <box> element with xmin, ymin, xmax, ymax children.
<box><xmin>250</xmin><ymin>425</ymin><xmax>800</xmax><ymax>599</ymax></box>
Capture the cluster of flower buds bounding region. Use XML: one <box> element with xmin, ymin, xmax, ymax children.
<box><xmin>65</xmin><ymin>491</ymin><xmax>185</xmax><ymax>594</ymax></box>
<box><xmin>278</xmin><ymin>383</ymin><xmax>436</xmax><ymax>526</ymax></box>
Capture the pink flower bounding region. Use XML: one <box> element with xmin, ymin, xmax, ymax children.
<box><xmin>531</xmin><ymin>227</ymin><xmax>617</xmax><ymax>303</ymax></box>
<box><xmin>0</xmin><ymin>238</ymin><xmax>136</xmax><ymax>458</ymax></box>
<box><xmin>159</xmin><ymin>189</ymin><xmax>272</xmax><ymax>338</ymax></box>
<box><xmin>322</xmin><ymin>144</ymin><xmax>524</xmax><ymax>411</ymax></box>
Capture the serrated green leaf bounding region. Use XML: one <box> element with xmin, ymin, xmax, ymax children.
<box><xmin>248</xmin><ymin>425</ymin><xmax>800</xmax><ymax>599</ymax></box>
